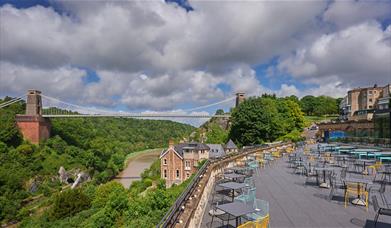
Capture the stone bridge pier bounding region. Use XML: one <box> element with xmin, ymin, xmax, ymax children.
<box><xmin>16</xmin><ymin>90</ymin><xmax>51</xmax><ymax>144</ymax></box>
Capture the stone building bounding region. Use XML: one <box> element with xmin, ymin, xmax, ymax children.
<box><xmin>207</xmin><ymin>144</ymin><xmax>225</xmax><ymax>159</ymax></box>
<box><xmin>224</xmin><ymin>139</ymin><xmax>238</xmax><ymax>154</ymax></box>
<box><xmin>340</xmin><ymin>85</ymin><xmax>385</xmax><ymax>121</ymax></box>
<box><xmin>160</xmin><ymin>140</ymin><xmax>209</xmax><ymax>188</ymax></box>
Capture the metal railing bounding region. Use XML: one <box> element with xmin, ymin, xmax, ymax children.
<box><xmin>156</xmin><ymin>160</ymin><xmax>210</xmax><ymax>228</ymax></box>
<box><xmin>156</xmin><ymin>142</ymin><xmax>288</xmax><ymax>227</ymax></box>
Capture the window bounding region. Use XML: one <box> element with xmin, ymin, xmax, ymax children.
<box><xmin>163</xmin><ymin>159</ymin><xmax>167</xmax><ymax>165</ymax></box>
<box><xmin>186</xmin><ymin>172</ymin><xmax>190</xmax><ymax>178</ymax></box>
<box><xmin>369</xmin><ymin>98</ymin><xmax>373</xmax><ymax>102</ymax></box>
<box><xmin>176</xmin><ymin>169</ymin><xmax>180</xmax><ymax>179</ymax></box>
<box><xmin>369</xmin><ymin>105</ymin><xmax>373</xmax><ymax>109</ymax></box>
<box><xmin>185</xmin><ymin>161</ymin><xmax>190</xmax><ymax>167</ymax></box>
<box><xmin>164</xmin><ymin>169</ymin><xmax>167</xmax><ymax>178</ymax></box>
<box><xmin>369</xmin><ymin>91</ymin><xmax>373</xmax><ymax>95</ymax></box>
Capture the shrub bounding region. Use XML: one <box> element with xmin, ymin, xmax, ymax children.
<box><xmin>49</xmin><ymin>189</ymin><xmax>91</xmax><ymax>220</ymax></box>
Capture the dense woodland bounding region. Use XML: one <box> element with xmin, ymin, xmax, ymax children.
<box><xmin>0</xmin><ymin>94</ymin><xmax>339</xmax><ymax>227</ymax></box>
<box><xmin>0</xmin><ymin>97</ymin><xmax>194</xmax><ymax>226</ymax></box>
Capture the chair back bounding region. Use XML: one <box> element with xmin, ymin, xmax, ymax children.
<box><xmin>372</xmin><ymin>195</ymin><xmax>380</xmax><ymax>212</ymax></box>
<box><xmin>253</xmin><ymin>199</ymin><xmax>269</xmax><ymax>217</ymax></box>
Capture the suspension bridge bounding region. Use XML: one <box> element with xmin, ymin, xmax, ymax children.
<box><xmin>0</xmin><ymin>90</ymin><xmax>244</xmax><ymax>118</ymax></box>
<box><xmin>1</xmin><ymin>90</ymin><xmax>245</xmax><ymax>144</ymax></box>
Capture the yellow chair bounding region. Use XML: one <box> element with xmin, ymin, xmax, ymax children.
<box><xmin>238</xmin><ymin>221</ymin><xmax>256</xmax><ymax>228</ymax></box>
<box><xmin>256</xmin><ymin>214</ymin><xmax>270</xmax><ymax>228</ymax></box>
<box><xmin>344</xmin><ymin>183</ymin><xmax>369</xmax><ymax>211</ymax></box>
<box><xmin>237</xmin><ymin>214</ymin><xmax>270</xmax><ymax>228</ymax></box>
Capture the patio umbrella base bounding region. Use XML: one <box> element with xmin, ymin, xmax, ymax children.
<box><xmin>319</xmin><ymin>183</ymin><xmax>330</xmax><ymax>188</ymax></box>
<box><xmin>351</xmin><ymin>198</ymin><xmax>366</xmax><ymax>206</ymax></box>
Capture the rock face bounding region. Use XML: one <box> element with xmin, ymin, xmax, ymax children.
<box><xmin>71</xmin><ymin>172</ymin><xmax>90</xmax><ymax>189</ymax></box>
<box><xmin>58</xmin><ymin>166</ymin><xmax>68</xmax><ymax>183</ymax></box>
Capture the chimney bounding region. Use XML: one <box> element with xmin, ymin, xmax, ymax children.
<box><xmin>168</xmin><ymin>139</ymin><xmax>174</xmax><ymax>149</ymax></box>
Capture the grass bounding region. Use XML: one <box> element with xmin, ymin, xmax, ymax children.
<box><xmin>304</xmin><ymin>115</ymin><xmax>338</xmax><ymax>126</ymax></box>
<box><xmin>122</xmin><ymin>148</ymin><xmax>163</xmax><ymax>169</ymax></box>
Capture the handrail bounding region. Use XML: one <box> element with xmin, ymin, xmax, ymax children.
<box><xmin>156</xmin><ymin>160</ymin><xmax>210</xmax><ymax>228</ymax></box>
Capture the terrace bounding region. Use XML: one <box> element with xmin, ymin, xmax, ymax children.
<box><xmin>200</xmin><ymin>144</ymin><xmax>391</xmax><ymax>228</ymax></box>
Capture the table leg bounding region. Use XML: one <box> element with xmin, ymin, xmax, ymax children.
<box><xmin>352</xmin><ymin>183</ymin><xmax>366</xmax><ymax>206</ymax></box>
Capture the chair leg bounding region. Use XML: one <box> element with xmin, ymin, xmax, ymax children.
<box><xmin>374</xmin><ymin>212</ymin><xmax>379</xmax><ymax>227</ymax></box>
<box><xmin>365</xmin><ymin>192</ymin><xmax>368</xmax><ymax>212</ymax></box>
<box><xmin>344</xmin><ymin>191</ymin><xmax>348</xmax><ymax>208</ymax></box>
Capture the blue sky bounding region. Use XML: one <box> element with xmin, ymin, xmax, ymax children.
<box><xmin>0</xmin><ymin>0</ymin><xmax>390</xmax><ymax>118</ymax></box>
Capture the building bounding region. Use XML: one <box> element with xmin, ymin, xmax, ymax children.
<box><xmin>340</xmin><ymin>85</ymin><xmax>384</xmax><ymax>121</ymax></box>
<box><xmin>160</xmin><ymin>140</ymin><xmax>209</xmax><ymax>188</ymax></box>
<box><xmin>374</xmin><ymin>84</ymin><xmax>391</xmax><ymax>140</ymax></box>
<box><xmin>225</xmin><ymin>139</ymin><xmax>238</xmax><ymax>154</ymax></box>
<box><xmin>207</xmin><ymin>144</ymin><xmax>225</xmax><ymax>159</ymax></box>
<box><xmin>235</xmin><ymin>92</ymin><xmax>245</xmax><ymax>108</ymax></box>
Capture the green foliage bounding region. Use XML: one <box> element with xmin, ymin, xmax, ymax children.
<box><xmin>300</xmin><ymin>95</ymin><xmax>340</xmax><ymax>116</ymax></box>
<box><xmin>0</xmin><ymin>98</ymin><xmax>24</xmax><ymax>147</ymax></box>
<box><xmin>229</xmin><ymin>96</ymin><xmax>305</xmax><ymax>146</ymax></box>
<box><xmin>205</xmin><ymin>123</ymin><xmax>229</xmax><ymax>144</ymax></box>
<box><xmin>0</xmin><ymin>98</ymin><xmax>194</xmax><ymax>225</ymax></box>
<box><xmin>49</xmin><ymin>189</ymin><xmax>91</xmax><ymax>220</ymax></box>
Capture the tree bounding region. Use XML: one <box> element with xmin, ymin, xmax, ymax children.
<box><xmin>49</xmin><ymin>189</ymin><xmax>91</xmax><ymax>220</ymax></box>
<box><xmin>229</xmin><ymin>97</ymin><xmax>282</xmax><ymax>145</ymax></box>
<box><xmin>300</xmin><ymin>95</ymin><xmax>316</xmax><ymax>115</ymax></box>
<box><xmin>215</xmin><ymin>109</ymin><xmax>224</xmax><ymax>115</ymax></box>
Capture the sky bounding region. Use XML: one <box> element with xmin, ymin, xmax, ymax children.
<box><xmin>0</xmin><ymin>0</ymin><xmax>390</xmax><ymax>120</ymax></box>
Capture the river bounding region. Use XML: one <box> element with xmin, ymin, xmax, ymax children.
<box><xmin>115</xmin><ymin>149</ymin><xmax>161</xmax><ymax>188</ymax></box>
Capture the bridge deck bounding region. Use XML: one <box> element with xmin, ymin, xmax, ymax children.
<box><xmin>200</xmin><ymin>156</ymin><xmax>391</xmax><ymax>228</ymax></box>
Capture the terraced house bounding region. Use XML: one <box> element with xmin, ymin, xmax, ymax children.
<box><xmin>160</xmin><ymin>140</ymin><xmax>210</xmax><ymax>187</ymax></box>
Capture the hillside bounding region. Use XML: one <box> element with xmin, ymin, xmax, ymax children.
<box><xmin>0</xmin><ymin>98</ymin><xmax>195</xmax><ymax>225</ymax></box>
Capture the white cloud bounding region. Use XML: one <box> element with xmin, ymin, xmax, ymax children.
<box><xmin>0</xmin><ymin>61</ymin><xmax>86</xmax><ymax>99</ymax></box>
<box><xmin>278</xmin><ymin>22</ymin><xmax>391</xmax><ymax>88</ymax></box>
<box><xmin>0</xmin><ymin>1</ymin><xmax>390</xmax><ymax>113</ymax></box>
<box><xmin>323</xmin><ymin>0</ymin><xmax>391</xmax><ymax>29</ymax></box>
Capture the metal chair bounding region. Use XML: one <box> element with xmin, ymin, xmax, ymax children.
<box><xmin>372</xmin><ymin>195</ymin><xmax>391</xmax><ymax>227</ymax></box>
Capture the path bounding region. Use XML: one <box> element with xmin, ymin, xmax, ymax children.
<box><xmin>115</xmin><ymin>148</ymin><xmax>161</xmax><ymax>188</ymax></box>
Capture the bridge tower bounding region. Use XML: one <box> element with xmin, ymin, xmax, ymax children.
<box><xmin>16</xmin><ymin>90</ymin><xmax>51</xmax><ymax>144</ymax></box>
<box><xmin>235</xmin><ymin>92</ymin><xmax>245</xmax><ymax>108</ymax></box>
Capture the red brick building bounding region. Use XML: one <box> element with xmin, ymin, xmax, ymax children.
<box><xmin>160</xmin><ymin>140</ymin><xmax>209</xmax><ymax>188</ymax></box>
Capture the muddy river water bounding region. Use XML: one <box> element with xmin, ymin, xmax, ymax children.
<box><xmin>115</xmin><ymin>149</ymin><xmax>160</xmax><ymax>188</ymax></box>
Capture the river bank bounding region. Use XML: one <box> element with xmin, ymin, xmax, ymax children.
<box><xmin>115</xmin><ymin>148</ymin><xmax>162</xmax><ymax>188</ymax></box>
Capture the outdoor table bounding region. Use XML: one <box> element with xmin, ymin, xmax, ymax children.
<box><xmin>344</xmin><ymin>177</ymin><xmax>373</xmax><ymax>206</ymax></box>
<box><xmin>227</xmin><ymin>166</ymin><xmax>248</xmax><ymax>174</ymax></box>
<box><xmin>314</xmin><ymin>167</ymin><xmax>335</xmax><ymax>188</ymax></box>
<box><xmin>380</xmin><ymin>157</ymin><xmax>391</xmax><ymax>163</ymax></box>
<box><xmin>224</xmin><ymin>173</ymin><xmax>245</xmax><ymax>182</ymax></box>
<box><xmin>357</xmin><ymin>159</ymin><xmax>375</xmax><ymax>174</ymax></box>
<box><xmin>218</xmin><ymin>182</ymin><xmax>247</xmax><ymax>201</ymax></box>
<box><xmin>352</xmin><ymin>149</ymin><xmax>380</xmax><ymax>159</ymax></box>
<box><xmin>216</xmin><ymin>201</ymin><xmax>256</xmax><ymax>227</ymax></box>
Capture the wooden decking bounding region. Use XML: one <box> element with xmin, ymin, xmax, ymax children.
<box><xmin>201</xmin><ymin>155</ymin><xmax>391</xmax><ymax>228</ymax></box>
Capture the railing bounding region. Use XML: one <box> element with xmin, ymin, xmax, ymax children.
<box><xmin>156</xmin><ymin>160</ymin><xmax>210</xmax><ymax>228</ymax></box>
<box><xmin>156</xmin><ymin>142</ymin><xmax>289</xmax><ymax>227</ymax></box>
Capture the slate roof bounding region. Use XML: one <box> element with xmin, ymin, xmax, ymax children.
<box><xmin>175</xmin><ymin>142</ymin><xmax>210</xmax><ymax>156</ymax></box>
<box><xmin>225</xmin><ymin>139</ymin><xmax>238</xmax><ymax>149</ymax></box>
<box><xmin>207</xmin><ymin>144</ymin><xmax>225</xmax><ymax>158</ymax></box>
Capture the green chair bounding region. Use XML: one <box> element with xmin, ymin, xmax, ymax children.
<box><xmin>235</xmin><ymin>187</ymin><xmax>256</xmax><ymax>203</ymax></box>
